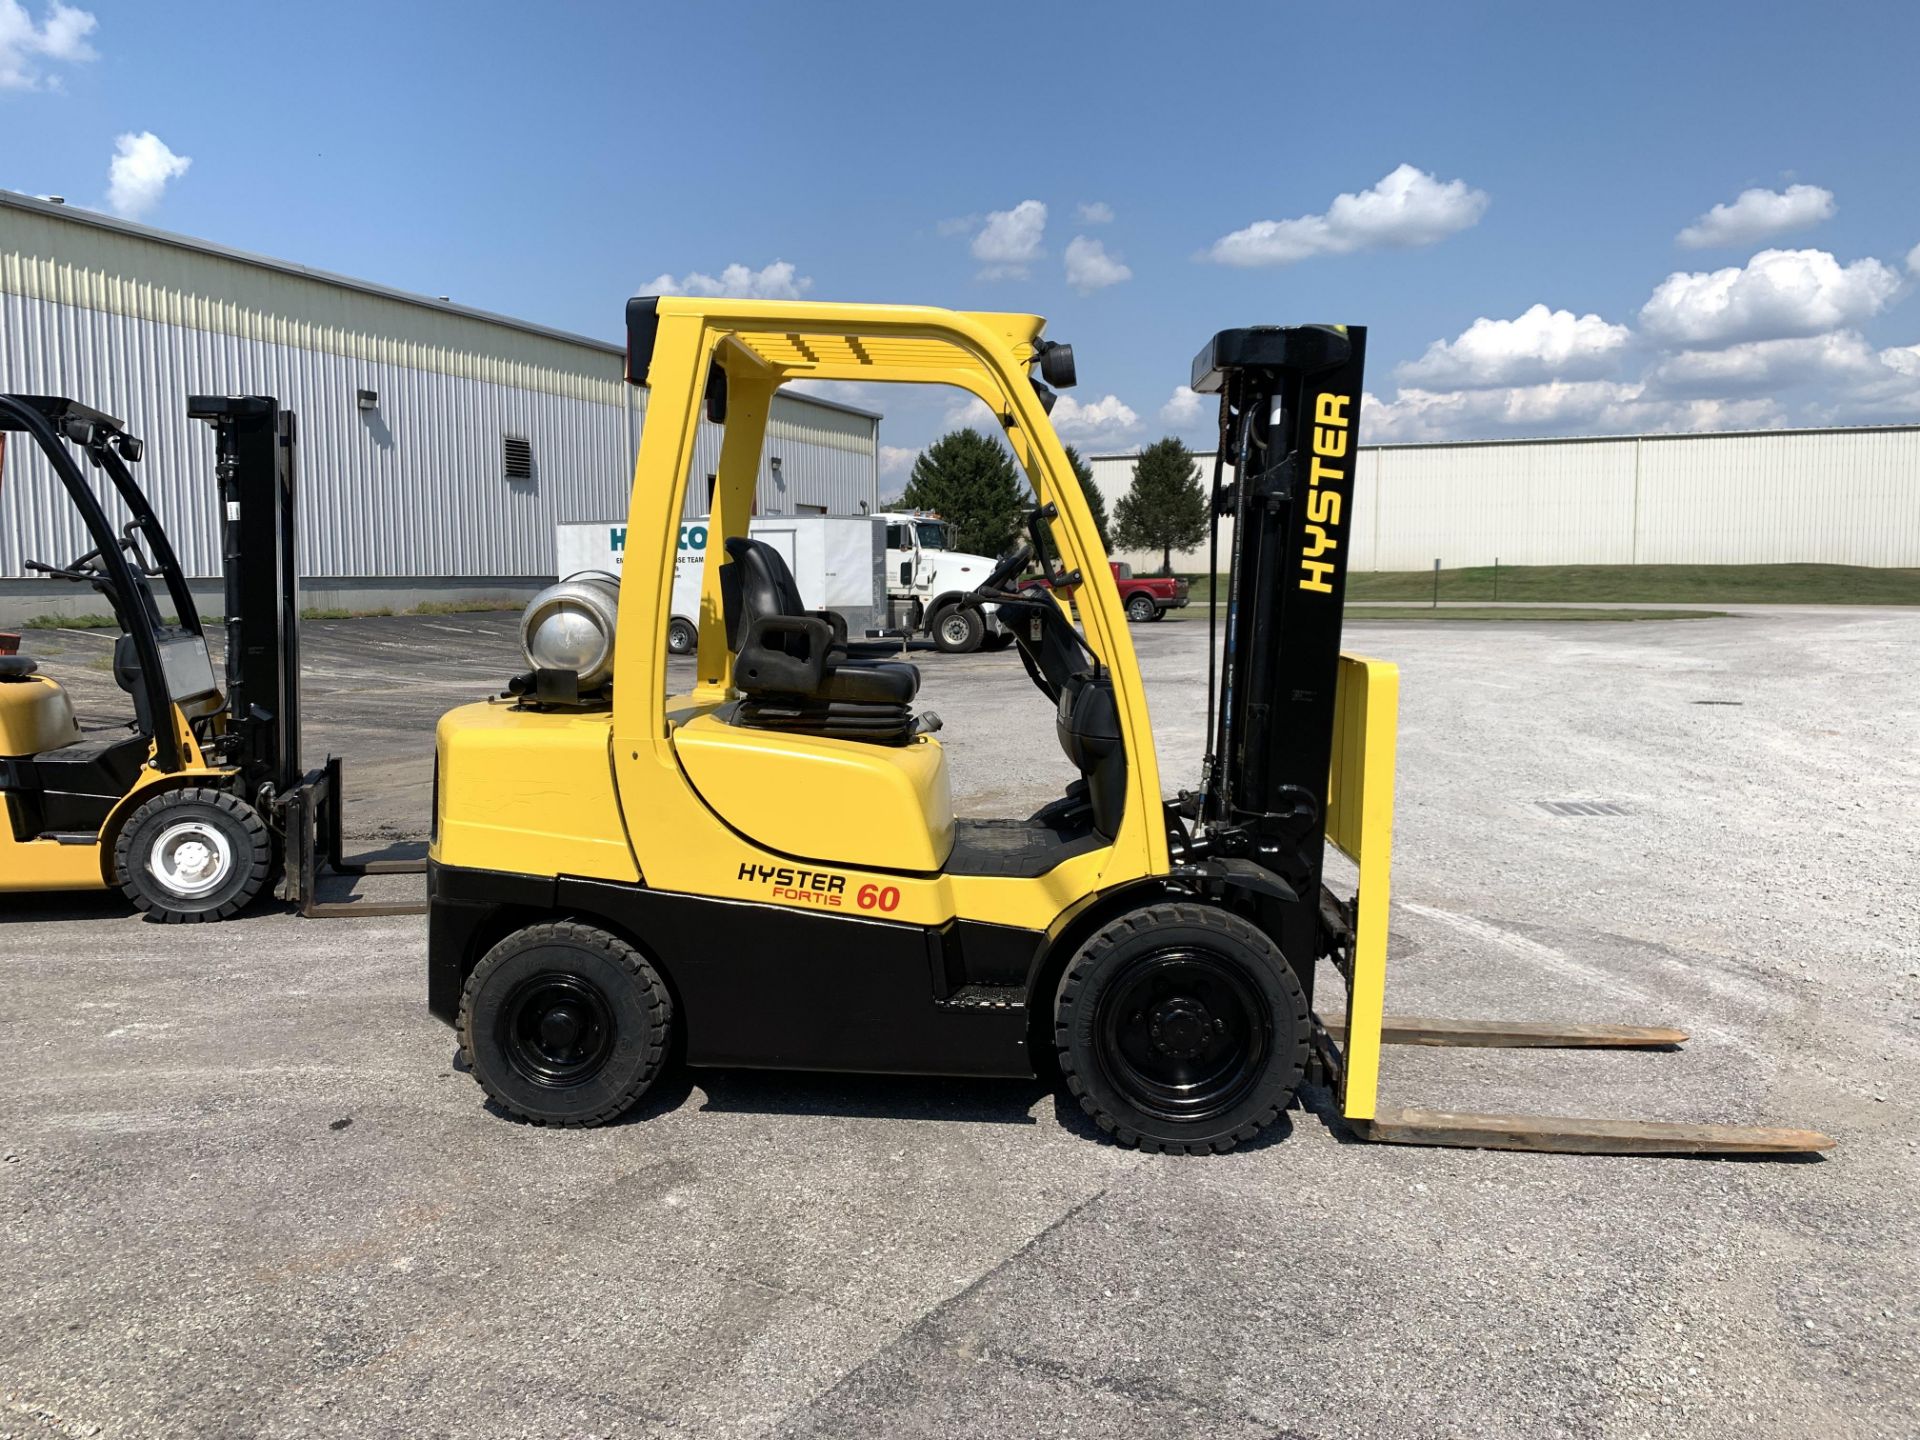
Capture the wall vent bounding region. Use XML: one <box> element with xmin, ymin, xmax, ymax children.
<box><xmin>503</xmin><ymin>435</ymin><xmax>533</xmax><ymax>481</ymax></box>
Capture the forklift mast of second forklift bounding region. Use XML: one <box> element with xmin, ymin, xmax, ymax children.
<box><xmin>187</xmin><ymin>395</ymin><xmax>302</xmax><ymax>798</ymax></box>
<box><xmin>1190</xmin><ymin>325</ymin><xmax>1368</xmax><ymax>989</ymax></box>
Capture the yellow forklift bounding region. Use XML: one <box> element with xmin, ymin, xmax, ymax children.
<box><xmin>426</xmin><ymin>298</ymin><xmax>1830</xmax><ymax>1156</ymax></box>
<box><xmin>0</xmin><ymin>394</ymin><xmax>418</xmax><ymax>920</ymax></box>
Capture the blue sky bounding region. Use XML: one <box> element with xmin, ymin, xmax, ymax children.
<box><xmin>5</xmin><ymin>1</ymin><xmax>1918</xmax><ymax>483</ymax></box>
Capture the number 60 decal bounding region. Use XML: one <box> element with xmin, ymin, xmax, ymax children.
<box><xmin>856</xmin><ymin>883</ymin><xmax>901</xmax><ymax>912</ymax></box>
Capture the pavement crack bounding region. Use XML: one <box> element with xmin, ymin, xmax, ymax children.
<box><xmin>759</xmin><ymin>1183</ymin><xmax>1115</xmax><ymax>1437</ymax></box>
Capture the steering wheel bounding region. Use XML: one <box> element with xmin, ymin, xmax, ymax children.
<box><xmin>23</xmin><ymin>544</ymin><xmax>110</xmax><ymax>585</ymax></box>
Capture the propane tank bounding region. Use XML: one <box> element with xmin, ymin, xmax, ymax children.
<box><xmin>519</xmin><ymin>571</ymin><xmax>620</xmax><ymax>689</ymax></box>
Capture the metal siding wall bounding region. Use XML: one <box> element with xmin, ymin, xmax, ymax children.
<box><xmin>1089</xmin><ymin>428</ymin><xmax>1920</xmax><ymax>571</ymax></box>
<box><xmin>1634</xmin><ymin>430</ymin><xmax>1920</xmax><ymax>566</ymax></box>
<box><xmin>1</xmin><ymin>231</ymin><xmax>878</xmax><ymax>578</ymax></box>
<box><xmin>680</xmin><ymin>393</ymin><xmax>880</xmax><ymax>522</ymax></box>
<box><xmin>1</xmin><ymin>290</ymin><xmax>633</xmax><ymax>578</ymax></box>
<box><xmin>1370</xmin><ymin>438</ymin><xmax>1639</xmax><ymax>570</ymax></box>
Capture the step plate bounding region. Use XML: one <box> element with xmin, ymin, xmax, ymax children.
<box><xmin>1357</xmin><ymin>1106</ymin><xmax>1834</xmax><ymax>1156</ymax></box>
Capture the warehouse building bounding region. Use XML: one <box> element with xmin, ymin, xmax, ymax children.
<box><xmin>1089</xmin><ymin>425</ymin><xmax>1920</xmax><ymax>574</ymax></box>
<box><xmin>0</xmin><ymin>190</ymin><xmax>879</xmax><ymax>623</ymax></box>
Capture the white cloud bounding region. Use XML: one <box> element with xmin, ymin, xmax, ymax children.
<box><xmin>105</xmin><ymin>131</ymin><xmax>190</xmax><ymax>219</ymax></box>
<box><xmin>641</xmin><ymin>260</ymin><xmax>811</xmax><ymax>300</ymax></box>
<box><xmin>944</xmin><ymin>394</ymin><xmax>1000</xmax><ymax>432</ymax></box>
<box><xmin>783</xmin><ymin>378</ymin><xmax>871</xmax><ymax>405</ymax></box>
<box><xmin>1160</xmin><ymin>385</ymin><xmax>1206</xmax><ymax>427</ymax></box>
<box><xmin>1076</xmin><ymin>201</ymin><xmax>1114</xmax><ymax>225</ymax></box>
<box><xmin>1677</xmin><ymin>184</ymin><xmax>1835</xmax><ymax>249</ymax></box>
<box><xmin>1063</xmin><ymin>235</ymin><xmax>1130</xmax><ymax>294</ymax></box>
<box><xmin>879</xmin><ymin>445</ymin><xmax>918</xmax><ymax>480</ymax></box>
<box><xmin>1648</xmin><ymin>331</ymin><xmax>1883</xmax><ymax>397</ymax></box>
<box><xmin>0</xmin><ymin>0</ymin><xmax>95</xmax><ymax>90</ymax></box>
<box><xmin>1908</xmin><ymin>241</ymin><xmax>1920</xmax><ymax>277</ymax></box>
<box><xmin>1398</xmin><ymin>304</ymin><xmax>1633</xmax><ymax>389</ymax></box>
<box><xmin>1638</xmin><ymin>248</ymin><xmax>1902</xmax><ymax>349</ymax></box>
<box><xmin>1203</xmin><ymin>163</ymin><xmax>1488</xmax><ymax>267</ymax></box>
<box><xmin>971</xmin><ymin>199</ymin><xmax>1047</xmax><ymax>279</ymax></box>
<box><xmin>1049</xmin><ymin>393</ymin><xmax>1140</xmax><ymax>447</ymax></box>
<box><xmin>1365</xmin><ymin>374</ymin><xmax>1818</xmax><ymax>444</ymax></box>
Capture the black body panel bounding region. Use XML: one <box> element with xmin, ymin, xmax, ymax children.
<box><xmin>427</xmin><ymin>861</ymin><xmax>1037</xmax><ymax>1079</ymax></box>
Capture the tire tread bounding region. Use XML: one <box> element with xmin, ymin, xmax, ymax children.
<box><xmin>1054</xmin><ymin>903</ymin><xmax>1309</xmax><ymax>1155</ymax></box>
<box><xmin>113</xmin><ymin>785</ymin><xmax>272</xmax><ymax>924</ymax></box>
<box><xmin>458</xmin><ymin>920</ymin><xmax>672</xmax><ymax>1128</ymax></box>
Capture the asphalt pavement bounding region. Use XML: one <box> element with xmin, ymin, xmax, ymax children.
<box><xmin>2</xmin><ymin>607</ymin><xmax>1916</xmax><ymax>1438</ymax></box>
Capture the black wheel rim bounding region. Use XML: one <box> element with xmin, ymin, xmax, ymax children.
<box><xmin>1094</xmin><ymin>949</ymin><xmax>1270</xmax><ymax>1122</ymax></box>
<box><xmin>500</xmin><ymin>972</ymin><xmax>616</xmax><ymax>1089</ymax></box>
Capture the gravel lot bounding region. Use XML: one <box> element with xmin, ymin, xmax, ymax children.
<box><xmin>3</xmin><ymin>607</ymin><xmax>1916</xmax><ymax>1439</ymax></box>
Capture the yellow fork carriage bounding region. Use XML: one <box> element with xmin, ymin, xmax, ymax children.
<box><xmin>423</xmin><ymin>297</ymin><xmax>1830</xmax><ymax>1157</ymax></box>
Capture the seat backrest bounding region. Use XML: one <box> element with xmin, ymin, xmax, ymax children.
<box><xmin>720</xmin><ymin>537</ymin><xmax>808</xmax><ymax>649</ymax></box>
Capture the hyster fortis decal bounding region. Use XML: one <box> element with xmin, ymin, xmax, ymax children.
<box><xmin>736</xmin><ymin>863</ymin><xmax>902</xmax><ymax>912</ymax></box>
<box><xmin>738</xmin><ymin>862</ymin><xmax>847</xmax><ymax>908</ymax></box>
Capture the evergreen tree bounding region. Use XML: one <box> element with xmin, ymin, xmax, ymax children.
<box><xmin>1060</xmin><ymin>444</ymin><xmax>1112</xmax><ymax>550</ymax></box>
<box><xmin>900</xmin><ymin>428</ymin><xmax>1026</xmax><ymax>556</ymax></box>
<box><xmin>1113</xmin><ymin>437</ymin><xmax>1208</xmax><ymax>575</ymax></box>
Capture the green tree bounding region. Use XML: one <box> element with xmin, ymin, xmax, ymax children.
<box><xmin>901</xmin><ymin>428</ymin><xmax>1026</xmax><ymax>556</ymax></box>
<box><xmin>1060</xmin><ymin>443</ymin><xmax>1111</xmax><ymax>550</ymax></box>
<box><xmin>1113</xmin><ymin>437</ymin><xmax>1208</xmax><ymax>575</ymax></box>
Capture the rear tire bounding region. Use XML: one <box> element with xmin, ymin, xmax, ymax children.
<box><xmin>931</xmin><ymin>604</ymin><xmax>985</xmax><ymax>654</ymax></box>
<box><xmin>666</xmin><ymin>617</ymin><xmax>698</xmax><ymax>655</ymax></box>
<box><xmin>114</xmin><ymin>786</ymin><xmax>272</xmax><ymax>923</ymax></box>
<box><xmin>1054</xmin><ymin>903</ymin><xmax>1308</xmax><ymax>1154</ymax></box>
<box><xmin>1125</xmin><ymin>593</ymin><xmax>1157</xmax><ymax>623</ymax></box>
<box><xmin>459</xmin><ymin>921</ymin><xmax>672</xmax><ymax>1127</ymax></box>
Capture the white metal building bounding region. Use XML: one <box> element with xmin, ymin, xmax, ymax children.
<box><xmin>1089</xmin><ymin>426</ymin><xmax>1920</xmax><ymax>574</ymax></box>
<box><xmin>0</xmin><ymin>191</ymin><xmax>879</xmax><ymax>622</ymax></box>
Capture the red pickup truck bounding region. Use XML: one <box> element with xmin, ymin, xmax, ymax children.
<box><xmin>1021</xmin><ymin>561</ymin><xmax>1190</xmax><ymax>622</ymax></box>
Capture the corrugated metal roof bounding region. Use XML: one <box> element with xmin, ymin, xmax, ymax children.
<box><xmin>0</xmin><ymin>188</ymin><xmax>881</xmax><ymax>422</ymax></box>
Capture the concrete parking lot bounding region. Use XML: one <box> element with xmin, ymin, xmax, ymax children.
<box><xmin>3</xmin><ymin>608</ymin><xmax>1917</xmax><ymax>1439</ymax></box>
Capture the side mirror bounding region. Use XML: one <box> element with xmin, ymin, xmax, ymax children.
<box><xmin>899</xmin><ymin>561</ymin><xmax>912</xmax><ymax>585</ymax></box>
<box><xmin>704</xmin><ymin>363</ymin><xmax>728</xmax><ymax>424</ymax></box>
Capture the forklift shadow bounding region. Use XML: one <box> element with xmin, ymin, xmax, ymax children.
<box><xmin>693</xmin><ymin>1070</ymin><xmax>1053</xmax><ymax>1129</ymax></box>
<box><xmin>448</xmin><ymin>1046</ymin><xmax>1306</xmax><ymax>1149</ymax></box>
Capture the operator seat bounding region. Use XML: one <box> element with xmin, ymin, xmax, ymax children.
<box><xmin>719</xmin><ymin>537</ymin><xmax>925</xmax><ymax>745</ymax></box>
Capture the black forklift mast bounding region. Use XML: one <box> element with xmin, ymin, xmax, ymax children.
<box><xmin>1188</xmin><ymin>326</ymin><xmax>1368</xmax><ymax>996</ymax></box>
<box><xmin>187</xmin><ymin>396</ymin><xmax>302</xmax><ymax>798</ymax></box>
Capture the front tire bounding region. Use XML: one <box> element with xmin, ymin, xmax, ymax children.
<box><xmin>1054</xmin><ymin>904</ymin><xmax>1309</xmax><ymax>1154</ymax></box>
<box><xmin>666</xmin><ymin>616</ymin><xmax>698</xmax><ymax>655</ymax></box>
<box><xmin>114</xmin><ymin>786</ymin><xmax>272</xmax><ymax>923</ymax></box>
<box><xmin>1125</xmin><ymin>593</ymin><xmax>1157</xmax><ymax>623</ymax></box>
<box><xmin>459</xmin><ymin>921</ymin><xmax>672</xmax><ymax>1127</ymax></box>
<box><xmin>931</xmin><ymin>603</ymin><xmax>985</xmax><ymax>654</ymax></box>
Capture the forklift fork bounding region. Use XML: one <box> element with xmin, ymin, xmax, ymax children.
<box><xmin>279</xmin><ymin>755</ymin><xmax>428</xmax><ymax>918</ymax></box>
<box><xmin>1314</xmin><ymin>654</ymin><xmax>1833</xmax><ymax>1157</ymax></box>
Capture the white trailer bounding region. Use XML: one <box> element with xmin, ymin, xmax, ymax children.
<box><xmin>555</xmin><ymin>516</ymin><xmax>887</xmax><ymax>655</ymax></box>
